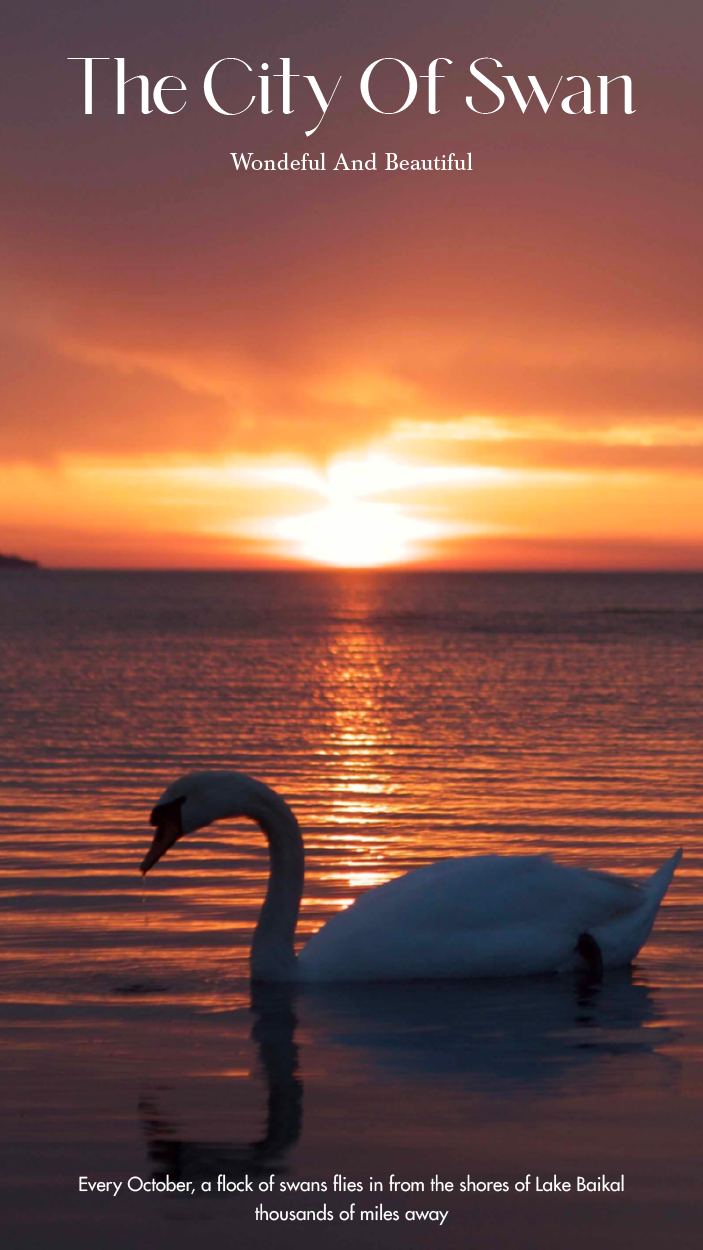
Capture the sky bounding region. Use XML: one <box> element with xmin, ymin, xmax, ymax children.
<box><xmin>2</xmin><ymin>1</ymin><xmax>702</xmax><ymax>568</ymax></box>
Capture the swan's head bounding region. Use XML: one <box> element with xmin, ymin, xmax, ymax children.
<box><xmin>140</xmin><ymin>771</ymin><xmax>247</xmax><ymax>875</ymax></box>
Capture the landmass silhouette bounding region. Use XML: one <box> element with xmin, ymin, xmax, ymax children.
<box><xmin>0</xmin><ymin>551</ymin><xmax>39</xmax><ymax>569</ymax></box>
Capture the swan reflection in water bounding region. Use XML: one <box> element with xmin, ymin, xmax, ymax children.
<box><xmin>140</xmin><ymin>985</ymin><xmax>303</xmax><ymax>1183</ymax></box>
<box><xmin>139</xmin><ymin>971</ymin><xmax>677</xmax><ymax>1183</ymax></box>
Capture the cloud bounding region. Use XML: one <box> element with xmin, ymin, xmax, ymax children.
<box><xmin>3</xmin><ymin>271</ymin><xmax>703</xmax><ymax>470</ymax></box>
<box><xmin>389</xmin><ymin>415</ymin><xmax>703</xmax><ymax>474</ymax></box>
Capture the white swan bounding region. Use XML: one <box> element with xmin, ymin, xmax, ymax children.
<box><xmin>140</xmin><ymin>770</ymin><xmax>682</xmax><ymax>983</ymax></box>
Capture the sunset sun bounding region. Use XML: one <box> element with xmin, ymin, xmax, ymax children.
<box><xmin>266</xmin><ymin>454</ymin><xmax>443</xmax><ymax>566</ymax></box>
<box><xmin>277</xmin><ymin>498</ymin><xmax>435</xmax><ymax>566</ymax></box>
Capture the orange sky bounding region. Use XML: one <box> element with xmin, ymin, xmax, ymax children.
<box><xmin>2</xmin><ymin>2</ymin><xmax>702</xmax><ymax>568</ymax></box>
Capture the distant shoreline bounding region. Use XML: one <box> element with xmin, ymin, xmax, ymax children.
<box><xmin>0</xmin><ymin>553</ymin><xmax>40</xmax><ymax>570</ymax></box>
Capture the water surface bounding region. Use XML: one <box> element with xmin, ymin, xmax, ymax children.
<box><xmin>0</xmin><ymin>571</ymin><xmax>701</xmax><ymax>1247</ymax></box>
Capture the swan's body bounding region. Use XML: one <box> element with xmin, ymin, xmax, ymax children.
<box><xmin>141</xmin><ymin>771</ymin><xmax>682</xmax><ymax>983</ymax></box>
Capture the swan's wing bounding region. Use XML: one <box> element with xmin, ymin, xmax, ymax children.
<box><xmin>298</xmin><ymin>855</ymin><xmax>646</xmax><ymax>981</ymax></box>
<box><xmin>333</xmin><ymin>855</ymin><xmax>643</xmax><ymax>931</ymax></box>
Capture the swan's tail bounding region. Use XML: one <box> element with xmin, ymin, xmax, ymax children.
<box><xmin>629</xmin><ymin>847</ymin><xmax>683</xmax><ymax>959</ymax></box>
<box><xmin>595</xmin><ymin>848</ymin><xmax>682</xmax><ymax>969</ymax></box>
<box><xmin>644</xmin><ymin>847</ymin><xmax>683</xmax><ymax>906</ymax></box>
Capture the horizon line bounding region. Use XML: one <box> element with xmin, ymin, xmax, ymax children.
<box><xmin>12</xmin><ymin>565</ymin><xmax>703</xmax><ymax>576</ymax></box>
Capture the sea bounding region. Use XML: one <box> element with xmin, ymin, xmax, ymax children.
<box><xmin>0</xmin><ymin>570</ymin><xmax>701</xmax><ymax>1249</ymax></box>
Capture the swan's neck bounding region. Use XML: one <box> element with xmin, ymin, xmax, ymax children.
<box><xmin>217</xmin><ymin>778</ymin><xmax>304</xmax><ymax>982</ymax></box>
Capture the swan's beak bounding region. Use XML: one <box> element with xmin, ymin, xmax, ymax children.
<box><xmin>140</xmin><ymin>800</ymin><xmax>184</xmax><ymax>875</ymax></box>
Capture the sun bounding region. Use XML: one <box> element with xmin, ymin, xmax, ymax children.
<box><xmin>278</xmin><ymin>498</ymin><xmax>434</xmax><ymax>567</ymax></box>
<box><xmin>269</xmin><ymin>454</ymin><xmax>440</xmax><ymax>567</ymax></box>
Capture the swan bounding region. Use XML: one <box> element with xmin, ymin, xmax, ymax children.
<box><xmin>139</xmin><ymin>770</ymin><xmax>682</xmax><ymax>983</ymax></box>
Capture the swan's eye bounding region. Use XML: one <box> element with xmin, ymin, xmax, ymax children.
<box><xmin>149</xmin><ymin>796</ymin><xmax>186</xmax><ymax>827</ymax></box>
